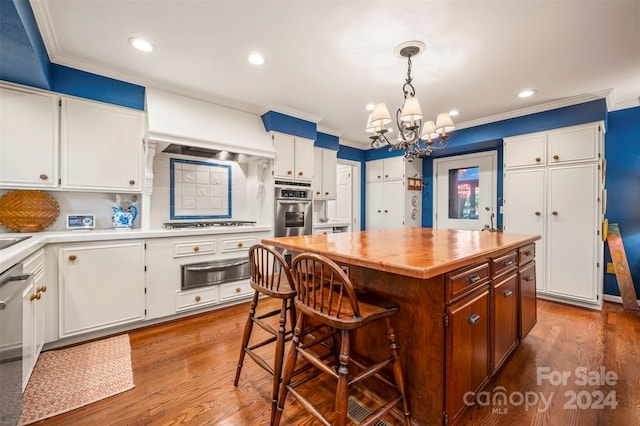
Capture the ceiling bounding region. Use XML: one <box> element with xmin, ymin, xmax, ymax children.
<box><xmin>30</xmin><ymin>1</ymin><xmax>640</xmax><ymax>147</ymax></box>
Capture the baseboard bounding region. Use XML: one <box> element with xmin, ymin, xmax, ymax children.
<box><xmin>603</xmin><ymin>294</ymin><xmax>640</xmax><ymax>305</ymax></box>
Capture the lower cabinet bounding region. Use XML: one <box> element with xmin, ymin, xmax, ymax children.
<box><xmin>445</xmin><ymin>285</ymin><xmax>490</xmax><ymax>424</ymax></box>
<box><xmin>519</xmin><ymin>260</ymin><xmax>537</xmax><ymax>338</ymax></box>
<box><xmin>492</xmin><ymin>272</ymin><xmax>519</xmax><ymax>373</ymax></box>
<box><xmin>22</xmin><ymin>249</ymin><xmax>47</xmax><ymax>390</ymax></box>
<box><xmin>58</xmin><ymin>241</ymin><xmax>145</xmax><ymax>337</ymax></box>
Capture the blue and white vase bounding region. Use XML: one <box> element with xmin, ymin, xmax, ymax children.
<box><xmin>112</xmin><ymin>205</ymin><xmax>137</xmax><ymax>229</ymax></box>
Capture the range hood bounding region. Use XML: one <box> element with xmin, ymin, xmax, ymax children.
<box><xmin>145</xmin><ymin>88</ymin><xmax>275</xmax><ymax>161</ymax></box>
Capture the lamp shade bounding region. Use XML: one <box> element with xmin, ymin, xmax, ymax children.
<box><xmin>420</xmin><ymin>120</ymin><xmax>438</xmax><ymax>141</ymax></box>
<box><xmin>400</xmin><ymin>97</ymin><xmax>423</xmax><ymax>123</ymax></box>
<box><xmin>365</xmin><ymin>113</ymin><xmax>379</xmax><ymax>133</ymax></box>
<box><xmin>370</xmin><ymin>103</ymin><xmax>392</xmax><ymax>127</ymax></box>
<box><xmin>435</xmin><ymin>112</ymin><xmax>455</xmax><ymax>134</ymax></box>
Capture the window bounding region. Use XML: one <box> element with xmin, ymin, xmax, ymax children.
<box><xmin>448</xmin><ymin>167</ymin><xmax>479</xmax><ymax>220</ymax></box>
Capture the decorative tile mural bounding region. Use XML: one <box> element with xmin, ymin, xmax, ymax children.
<box><xmin>170</xmin><ymin>158</ymin><xmax>232</xmax><ymax>219</ymax></box>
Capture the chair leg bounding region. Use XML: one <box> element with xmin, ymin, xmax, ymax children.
<box><xmin>273</xmin><ymin>312</ymin><xmax>305</xmax><ymax>426</ymax></box>
<box><xmin>386</xmin><ymin>317</ymin><xmax>411</xmax><ymax>425</ymax></box>
<box><xmin>234</xmin><ymin>291</ymin><xmax>259</xmax><ymax>387</ymax></box>
<box><xmin>270</xmin><ymin>298</ymin><xmax>288</xmax><ymax>425</ymax></box>
<box><xmin>335</xmin><ymin>329</ymin><xmax>351</xmax><ymax>426</ymax></box>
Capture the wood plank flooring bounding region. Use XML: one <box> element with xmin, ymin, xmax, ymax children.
<box><xmin>33</xmin><ymin>298</ymin><xmax>639</xmax><ymax>425</ymax></box>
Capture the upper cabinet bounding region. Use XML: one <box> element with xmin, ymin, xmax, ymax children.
<box><xmin>365</xmin><ymin>156</ymin><xmax>405</xmax><ymax>182</ymax></box>
<box><xmin>0</xmin><ymin>86</ymin><xmax>59</xmax><ymax>188</ymax></box>
<box><xmin>312</xmin><ymin>147</ymin><xmax>337</xmax><ymax>199</ymax></box>
<box><xmin>0</xmin><ymin>85</ymin><xmax>144</xmax><ymax>193</ymax></box>
<box><xmin>60</xmin><ymin>98</ymin><xmax>144</xmax><ymax>192</ymax></box>
<box><xmin>272</xmin><ymin>132</ymin><xmax>314</xmax><ymax>182</ymax></box>
<box><xmin>504</xmin><ymin>122</ymin><xmax>602</xmax><ymax>169</ymax></box>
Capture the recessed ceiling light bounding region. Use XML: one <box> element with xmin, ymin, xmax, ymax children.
<box><xmin>518</xmin><ymin>89</ymin><xmax>536</xmax><ymax>98</ymax></box>
<box><xmin>128</xmin><ymin>37</ymin><xmax>154</xmax><ymax>52</ymax></box>
<box><xmin>366</xmin><ymin>103</ymin><xmax>375</xmax><ymax>111</ymax></box>
<box><xmin>448</xmin><ymin>109</ymin><xmax>459</xmax><ymax>117</ymax></box>
<box><xmin>248</xmin><ymin>53</ymin><xmax>265</xmax><ymax>65</ymax></box>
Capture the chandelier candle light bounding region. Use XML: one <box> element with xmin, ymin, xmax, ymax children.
<box><xmin>366</xmin><ymin>41</ymin><xmax>455</xmax><ymax>160</ymax></box>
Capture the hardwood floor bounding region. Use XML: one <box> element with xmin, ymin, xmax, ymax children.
<box><xmin>34</xmin><ymin>298</ymin><xmax>639</xmax><ymax>425</ymax></box>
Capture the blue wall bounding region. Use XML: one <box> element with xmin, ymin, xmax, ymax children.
<box><xmin>602</xmin><ymin>106</ymin><xmax>640</xmax><ymax>298</ymax></box>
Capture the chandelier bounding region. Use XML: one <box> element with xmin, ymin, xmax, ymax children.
<box><xmin>365</xmin><ymin>42</ymin><xmax>455</xmax><ymax>160</ymax></box>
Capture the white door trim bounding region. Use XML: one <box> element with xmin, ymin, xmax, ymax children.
<box><xmin>432</xmin><ymin>151</ymin><xmax>498</xmax><ymax>229</ymax></box>
<box><xmin>337</xmin><ymin>158</ymin><xmax>361</xmax><ymax>231</ymax></box>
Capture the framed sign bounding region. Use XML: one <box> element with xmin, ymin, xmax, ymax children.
<box><xmin>170</xmin><ymin>158</ymin><xmax>232</xmax><ymax>219</ymax></box>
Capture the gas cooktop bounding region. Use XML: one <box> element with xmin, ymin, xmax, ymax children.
<box><xmin>163</xmin><ymin>220</ymin><xmax>256</xmax><ymax>229</ymax></box>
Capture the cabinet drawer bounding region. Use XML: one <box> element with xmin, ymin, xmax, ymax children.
<box><xmin>220</xmin><ymin>280</ymin><xmax>253</xmax><ymax>301</ymax></box>
<box><xmin>518</xmin><ymin>244</ymin><xmax>535</xmax><ymax>266</ymax></box>
<box><xmin>176</xmin><ymin>287</ymin><xmax>218</xmax><ymax>311</ymax></box>
<box><xmin>446</xmin><ymin>261</ymin><xmax>490</xmax><ymax>303</ymax></box>
<box><xmin>222</xmin><ymin>237</ymin><xmax>256</xmax><ymax>252</ymax></box>
<box><xmin>174</xmin><ymin>240</ymin><xmax>216</xmax><ymax>257</ymax></box>
<box><xmin>491</xmin><ymin>251</ymin><xmax>517</xmax><ymax>278</ymax></box>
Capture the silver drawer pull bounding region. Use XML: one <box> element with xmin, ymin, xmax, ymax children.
<box><xmin>468</xmin><ymin>275</ymin><xmax>480</xmax><ymax>283</ymax></box>
<box><xmin>524</xmin><ymin>276</ymin><xmax>534</xmax><ymax>282</ymax></box>
<box><xmin>186</xmin><ymin>261</ymin><xmax>247</xmax><ymax>272</ymax></box>
<box><xmin>524</xmin><ymin>251</ymin><xmax>533</xmax><ymax>256</ymax></box>
<box><xmin>502</xmin><ymin>260</ymin><xmax>513</xmax><ymax>266</ymax></box>
<box><xmin>468</xmin><ymin>313</ymin><xmax>481</xmax><ymax>324</ymax></box>
<box><xmin>504</xmin><ymin>290</ymin><xmax>513</xmax><ymax>297</ymax></box>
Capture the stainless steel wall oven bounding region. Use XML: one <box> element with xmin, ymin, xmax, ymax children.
<box><xmin>274</xmin><ymin>181</ymin><xmax>312</xmax><ymax>238</ymax></box>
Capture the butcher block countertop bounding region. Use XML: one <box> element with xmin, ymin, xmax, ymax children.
<box><xmin>262</xmin><ymin>227</ymin><xmax>540</xmax><ymax>279</ymax></box>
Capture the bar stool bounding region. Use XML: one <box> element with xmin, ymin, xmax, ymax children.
<box><xmin>274</xmin><ymin>253</ymin><xmax>411</xmax><ymax>426</ymax></box>
<box><xmin>233</xmin><ymin>243</ymin><xmax>297</xmax><ymax>425</ymax></box>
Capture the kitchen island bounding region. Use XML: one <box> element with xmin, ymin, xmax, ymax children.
<box><xmin>263</xmin><ymin>228</ymin><xmax>540</xmax><ymax>425</ymax></box>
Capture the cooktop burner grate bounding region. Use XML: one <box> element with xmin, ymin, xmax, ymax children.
<box><xmin>163</xmin><ymin>220</ymin><xmax>257</xmax><ymax>229</ymax></box>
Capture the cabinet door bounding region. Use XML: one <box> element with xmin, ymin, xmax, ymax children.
<box><xmin>519</xmin><ymin>261</ymin><xmax>537</xmax><ymax>339</ymax></box>
<box><xmin>503</xmin><ymin>169</ymin><xmax>545</xmax><ymax>292</ymax></box>
<box><xmin>366</xmin><ymin>159</ymin><xmax>384</xmax><ymax>182</ymax></box>
<box><xmin>313</xmin><ymin>147</ymin><xmax>323</xmax><ymax>198</ymax></box>
<box><xmin>547</xmin><ymin>164</ymin><xmax>599</xmax><ymax>302</ymax></box>
<box><xmin>60</xmin><ymin>98</ymin><xmax>143</xmax><ymax>192</ymax></box>
<box><xmin>504</xmin><ymin>133</ymin><xmax>546</xmax><ymax>168</ymax></box>
<box><xmin>445</xmin><ymin>285</ymin><xmax>490</xmax><ymax>424</ymax></box>
<box><xmin>492</xmin><ymin>273</ymin><xmax>519</xmax><ymax>373</ymax></box>
<box><xmin>22</xmin><ymin>281</ymin><xmax>35</xmax><ymax>391</ymax></box>
<box><xmin>383</xmin><ymin>180</ymin><xmax>405</xmax><ymax>228</ymax></box>
<box><xmin>293</xmin><ymin>137</ymin><xmax>314</xmax><ymax>182</ymax></box>
<box><xmin>273</xmin><ymin>133</ymin><xmax>296</xmax><ymax>179</ymax></box>
<box><xmin>366</xmin><ymin>181</ymin><xmax>385</xmax><ymax>230</ymax></box>
<box><xmin>0</xmin><ymin>87</ymin><xmax>59</xmax><ymax>188</ymax></box>
<box><xmin>321</xmin><ymin>148</ymin><xmax>337</xmax><ymax>199</ymax></box>
<box><xmin>382</xmin><ymin>156</ymin><xmax>404</xmax><ymax>180</ymax></box>
<box><xmin>59</xmin><ymin>242</ymin><xmax>145</xmax><ymax>337</ymax></box>
<box><xmin>547</xmin><ymin>123</ymin><xmax>600</xmax><ymax>165</ymax></box>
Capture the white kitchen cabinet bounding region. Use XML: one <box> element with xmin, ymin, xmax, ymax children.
<box><xmin>312</xmin><ymin>147</ymin><xmax>337</xmax><ymax>199</ymax></box>
<box><xmin>60</xmin><ymin>97</ymin><xmax>144</xmax><ymax>192</ymax></box>
<box><xmin>0</xmin><ymin>86</ymin><xmax>59</xmax><ymax>188</ymax></box>
<box><xmin>366</xmin><ymin>157</ymin><xmax>422</xmax><ymax>230</ymax></box>
<box><xmin>272</xmin><ymin>132</ymin><xmax>314</xmax><ymax>182</ymax></box>
<box><xmin>365</xmin><ymin>156</ymin><xmax>405</xmax><ymax>182</ymax></box>
<box><xmin>21</xmin><ymin>249</ymin><xmax>47</xmax><ymax>390</ymax></box>
<box><xmin>58</xmin><ymin>241</ymin><xmax>145</xmax><ymax>337</ymax></box>
<box><xmin>503</xmin><ymin>121</ymin><xmax>604</xmax><ymax>308</ymax></box>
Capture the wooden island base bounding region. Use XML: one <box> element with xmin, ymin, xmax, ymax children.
<box><xmin>263</xmin><ymin>228</ymin><xmax>540</xmax><ymax>425</ymax></box>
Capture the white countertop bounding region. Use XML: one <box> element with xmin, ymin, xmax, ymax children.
<box><xmin>312</xmin><ymin>220</ymin><xmax>351</xmax><ymax>229</ymax></box>
<box><xmin>0</xmin><ymin>225</ymin><xmax>272</xmax><ymax>272</ymax></box>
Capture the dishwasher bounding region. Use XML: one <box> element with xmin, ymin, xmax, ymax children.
<box><xmin>0</xmin><ymin>263</ymin><xmax>33</xmax><ymax>426</ymax></box>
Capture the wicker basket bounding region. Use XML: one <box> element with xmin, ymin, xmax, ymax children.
<box><xmin>0</xmin><ymin>190</ymin><xmax>60</xmax><ymax>232</ymax></box>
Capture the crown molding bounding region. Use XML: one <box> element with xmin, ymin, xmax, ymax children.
<box><xmin>258</xmin><ymin>104</ymin><xmax>322</xmax><ymax>123</ymax></box>
<box><xmin>455</xmin><ymin>91</ymin><xmax>614</xmax><ymax>131</ymax></box>
<box><xmin>610</xmin><ymin>98</ymin><xmax>640</xmax><ymax>112</ymax></box>
<box><xmin>29</xmin><ymin>0</ymin><xmax>58</xmax><ymax>61</ymax></box>
<box><xmin>317</xmin><ymin>125</ymin><xmax>343</xmax><ymax>137</ymax></box>
<box><xmin>339</xmin><ymin>137</ymin><xmax>370</xmax><ymax>150</ymax></box>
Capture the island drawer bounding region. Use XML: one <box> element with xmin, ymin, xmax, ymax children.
<box><xmin>446</xmin><ymin>261</ymin><xmax>490</xmax><ymax>303</ymax></box>
<box><xmin>491</xmin><ymin>251</ymin><xmax>518</xmax><ymax>278</ymax></box>
<box><xmin>518</xmin><ymin>244</ymin><xmax>535</xmax><ymax>266</ymax></box>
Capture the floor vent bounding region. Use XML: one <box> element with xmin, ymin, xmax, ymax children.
<box><xmin>347</xmin><ymin>396</ymin><xmax>393</xmax><ymax>426</ymax></box>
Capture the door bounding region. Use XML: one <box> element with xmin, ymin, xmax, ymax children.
<box><xmin>328</xmin><ymin>164</ymin><xmax>352</xmax><ymax>222</ymax></box>
<box><xmin>434</xmin><ymin>151</ymin><xmax>498</xmax><ymax>230</ymax></box>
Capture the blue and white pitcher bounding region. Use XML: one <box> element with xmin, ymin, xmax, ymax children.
<box><xmin>112</xmin><ymin>205</ymin><xmax>137</xmax><ymax>229</ymax></box>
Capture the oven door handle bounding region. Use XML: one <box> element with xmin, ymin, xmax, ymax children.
<box><xmin>276</xmin><ymin>200</ymin><xmax>311</xmax><ymax>204</ymax></box>
<box><xmin>0</xmin><ymin>273</ymin><xmax>33</xmax><ymax>310</ymax></box>
<box><xmin>185</xmin><ymin>261</ymin><xmax>248</xmax><ymax>272</ymax></box>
